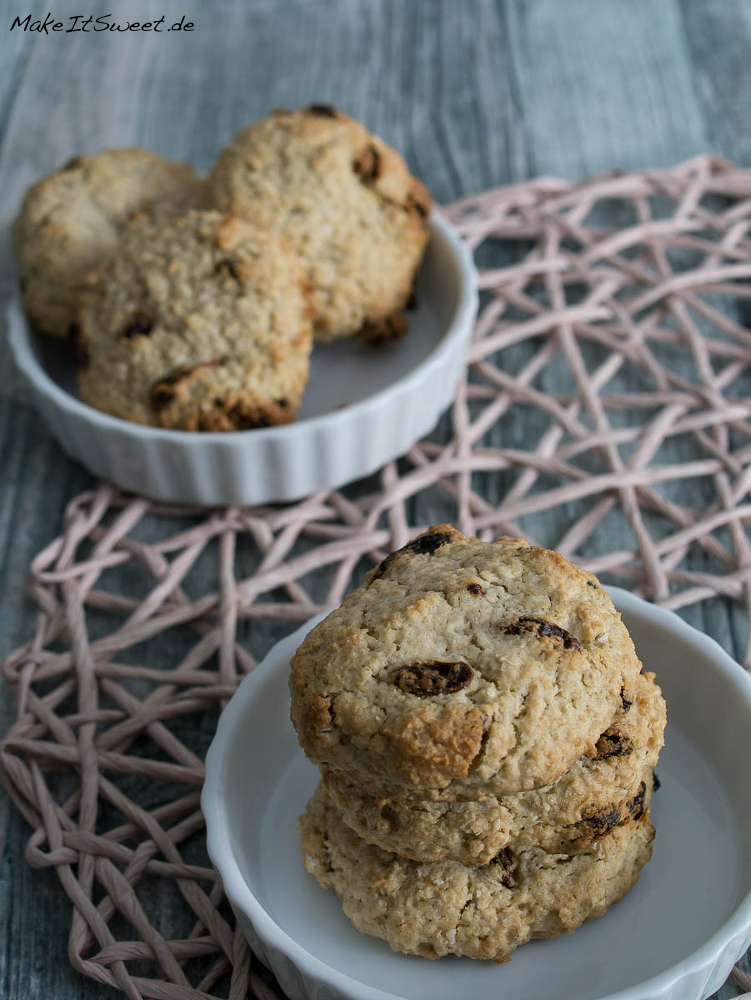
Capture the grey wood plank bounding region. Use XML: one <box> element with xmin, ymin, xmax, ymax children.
<box><xmin>0</xmin><ymin>0</ymin><xmax>99</xmax><ymax>951</ymax></box>
<box><xmin>680</xmin><ymin>0</ymin><xmax>751</xmax><ymax>167</ymax></box>
<box><xmin>0</xmin><ymin>0</ymin><xmax>40</xmax><ymax>140</ymax></box>
<box><xmin>505</xmin><ymin>0</ymin><xmax>709</xmax><ymax>177</ymax></box>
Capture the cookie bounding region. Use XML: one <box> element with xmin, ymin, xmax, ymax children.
<box><xmin>208</xmin><ymin>104</ymin><xmax>430</xmax><ymax>343</ymax></box>
<box><xmin>289</xmin><ymin>525</ymin><xmax>644</xmax><ymax>798</ymax></box>
<box><xmin>76</xmin><ymin>210</ymin><xmax>312</xmax><ymax>431</ymax></box>
<box><xmin>12</xmin><ymin>148</ymin><xmax>206</xmax><ymax>339</ymax></box>
<box><xmin>299</xmin><ymin>785</ymin><xmax>654</xmax><ymax>962</ymax></box>
<box><xmin>323</xmin><ymin>671</ymin><xmax>665</xmax><ymax>863</ymax></box>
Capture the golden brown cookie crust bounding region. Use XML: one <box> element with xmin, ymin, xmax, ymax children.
<box><xmin>208</xmin><ymin>104</ymin><xmax>430</xmax><ymax>342</ymax></box>
<box><xmin>289</xmin><ymin>525</ymin><xmax>645</xmax><ymax>798</ymax></box>
<box><xmin>77</xmin><ymin>210</ymin><xmax>312</xmax><ymax>430</ymax></box>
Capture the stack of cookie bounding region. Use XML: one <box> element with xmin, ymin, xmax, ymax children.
<box><xmin>290</xmin><ymin>525</ymin><xmax>665</xmax><ymax>962</ymax></box>
<box><xmin>11</xmin><ymin>105</ymin><xmax>431</xmax><ymax>431</ymax></box>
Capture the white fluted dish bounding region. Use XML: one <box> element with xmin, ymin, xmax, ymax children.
<box><xmin>8</xmin><ymin>212</ymin><xmax>477</xmax><ymax>506</ymax></box>
<box><xmin>203</xmin><ymin>588</ymin><xmax>751</xmax><ymax>1000</ymax></box>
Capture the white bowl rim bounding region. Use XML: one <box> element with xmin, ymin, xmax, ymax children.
<box><xmin>202</xmin><ymin>586</ymin><xmax>751</xmax><ymax>1000</ymax></box>
<box><xmin>8</xmin><ymin>211</ymin><xmax>477</xmax><ymax>446</ymax></box>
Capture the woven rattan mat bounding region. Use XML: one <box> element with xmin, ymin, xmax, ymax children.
<box><xmin>3</xmin><ymin>155</ymin><xmax>751</xmax><ymax>999</ymax></box>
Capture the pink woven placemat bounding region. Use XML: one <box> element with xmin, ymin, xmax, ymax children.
<box><xmin>3</xmin><ymin>155</ymin><xmax>751</xmax><ymax>999</ymax></box>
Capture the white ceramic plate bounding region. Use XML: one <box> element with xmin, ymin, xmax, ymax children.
<box><xmin>8</xmin><ymin>212</ymin><xmax>478</xmax><ymax>506</ymax></box>
<box><xmin>203</xmin><ymin>588</ymin><xmax>751</xmax><ymax>1000</ymax></box>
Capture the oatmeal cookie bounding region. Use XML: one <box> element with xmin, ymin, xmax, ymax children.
<box><xmin>208</xmin><ymin>104</ymin><xmax>430</xmax><ymax>343</ymax></box>
<box><xmin>299</xmin><ymin>784</ymin><xmax>654</xmax><ymax>962</ymax></box>
<box><xmin>12</xmin><ymin>147</ymin><xmax>205</xmax><ymax>338</ymax></box>
<box><xmin>289</xmin><ymin>525</ymin><xmax>644</xmax><ymax>797</ymax></box>
<box><xmin>77</xmin><ymin>210</ymin><xmax>312</xmax><ymax>430</ymax></box>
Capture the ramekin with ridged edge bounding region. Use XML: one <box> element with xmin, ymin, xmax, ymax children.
<box><xmin>202</xmin><ymin>588</ymin><xmax>751</xmax><ymax>1000</ymax></box>
<box><xmin>8</xmin><ymin>211</ymin><xmax>478</xmax><ymax>506</ymax></box>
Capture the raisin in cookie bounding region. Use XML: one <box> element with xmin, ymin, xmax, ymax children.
<box><xmin>300</xmin><ymin>785</ymin><xmax>654</xmax><ymax>962</ymax></box>
<box><xmin>208</xmin><ymin>104</ymin><xmax>430</xmax><ymax>343</ymax></box>
<box><xmin>12</xmin><ymin>148</ymin><xmax>206</xmax><ymax>339</ymax></box>
<box><xmin>77</xmin><ymin>211</ymin><xmax>312</xmax><ymax>431</ymax></box>
<box><xmin>289</xmin><ymin>526</ymin><xmax>644</xmax><ymax>798</ymax></box>
<box><xmin>323</xmin><ymin>670</ymin><xmax>665</xmax><ymax>863</ymax></box>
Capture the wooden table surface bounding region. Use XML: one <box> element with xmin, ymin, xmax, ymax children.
<box><xmin>0</xmin><ymin>1</ymin><xmax>749</xmax><ymax>996</ymax></box>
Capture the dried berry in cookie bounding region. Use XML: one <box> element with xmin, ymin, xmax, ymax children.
<box><xmin>393</xmin><ymin>661</ymin><xmax>474</xmax><ymax>696</ymax></box>
<box><xmin>370</xmin><ymin>528</ymin><xmax>455</xmax><ymax>581</ymax></box>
